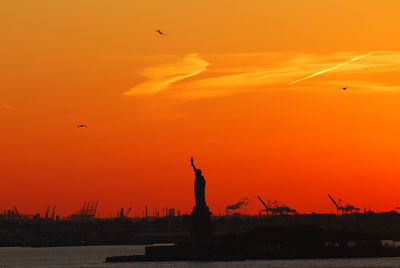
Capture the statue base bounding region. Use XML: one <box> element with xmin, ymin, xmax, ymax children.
<box><xmin>191</xmin><ymin>205</ymin><xmax>213</xmax><ymax>242</ymax></box>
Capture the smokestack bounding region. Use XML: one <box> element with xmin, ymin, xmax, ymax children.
<box><xmin>226</xmin><ymin>197</ymin><xmax>250</xmax><ymax>210</ymax></box>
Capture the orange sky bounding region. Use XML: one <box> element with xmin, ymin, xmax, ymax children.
<box><xmin>2</xmin><ymin>0</ymin><xmax>400</xmax><ymax>217</ymax></box>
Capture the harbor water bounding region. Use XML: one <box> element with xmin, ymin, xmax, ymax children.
<box><xmin>0</xmin><ymin>245</ymin><xmax>399</xmax><ymax>268</ymax></box>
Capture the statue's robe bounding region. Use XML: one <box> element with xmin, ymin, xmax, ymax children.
<box><xmin>194</xmin><ymin>175</ymin><xmax>206</xmax><ymax>208</ymax></box>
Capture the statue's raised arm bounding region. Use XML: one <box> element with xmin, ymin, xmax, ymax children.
<box><xmin>190</xmin><ymin>157</ymin><xmax>197</xmax><ymax>173</ymax></box>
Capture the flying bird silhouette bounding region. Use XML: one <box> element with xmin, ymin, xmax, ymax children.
<box><xmin>155</xmin><ymin>29</ymin><xmax>166</xmax><ymax>35</ymax></box>
<box><xmin>342</xmin><ymin>87</ymin><xmax>347</xmax><ymax>90</ymax></box>
<box><xmin>77</xmin><ymin>124</ymin><xmax>88</xmax><ymax>128</ymax></box>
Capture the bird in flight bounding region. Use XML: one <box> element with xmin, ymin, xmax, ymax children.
<box><xmin>342</xmin><ymin>87</ymin><xmax>347</xmax><ymax>90</ymax></box>
<box><xmin>155</xmin><ymin>29</ymin><xmax>166</xmax><ymax>35</ymax></box>
<box><xmin>77</xmin><ymin>124</ymin><xmax>88</xmax><ymax>128</ymax></box>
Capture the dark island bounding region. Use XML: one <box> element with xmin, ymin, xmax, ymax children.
<box><xmin>105</xmin><ymin>158</ymin><xmax>400</xmax><ymax>262</ymax></box>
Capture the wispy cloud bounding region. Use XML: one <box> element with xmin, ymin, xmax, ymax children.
<box><xmin>123</xmin><ymin>53</ymin><xmax>209</xmax><ymax>96</ymax></box>
<box><xmin>124</xmin><ymin>51</ymin><xmax>400</xmax><ymax>102</ymax></box>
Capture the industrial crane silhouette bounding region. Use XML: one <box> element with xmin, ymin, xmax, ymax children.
<box><xmin>126</xmin><ymin>208</ymin><xmax>132</xmax><ymax>217</ymax></box>
<box><xmin>50</xmin><ymin>206</ymin><xmax>56</xmax><ymax>220</ymax></box>
<box><xmin>257</xmin><ymin>195</ymin><xmax>272</xmax><ymax>215</ymax></box>
<box><xmin>45</xmin><ymin>206</ymin><xmax>50</xmax><ymax>219</ymax></box>
<box><xmin>13</xmin><ymin>207</ymin><xmax>20</xmax><ymax>218</ymax></box>
<box><xmin>269</xmin><ymin>200</ymin><xmax>297</xmax><ymax>215</ymax></box>
<box><xmin>44</xmin><ymin>205</ymin><xmax>56</xmax><ymax>220</ymax></box>
<box><xmin>67</xmin><ymin>201</ymin><xmax>99</xmax><ymax>221</ymax></box>
<box><xmin>117</xmin><ymin>208</ymin><xmax>133</xmax><ymax>219</ymax></box>
<box><xmin>328</xmin><ymin>194</ymin><xmax>360</xmax><ymax>215</ymax></box>
<box><xmin>257</xmin><ymin>195</ymin><xmax>296</xmax><ymax>216</ymax></box>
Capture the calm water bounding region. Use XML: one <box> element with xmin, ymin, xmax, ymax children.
<box><xmin>0</xmin><ymin>245</ymin><xmax>399</xmax><ymax>268</ymax></box>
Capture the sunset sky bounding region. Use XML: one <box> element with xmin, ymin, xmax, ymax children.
<box><xmin>2</xmin><ymin>0</ymin><xmax>400</xmax><ymax>217</ymax></box>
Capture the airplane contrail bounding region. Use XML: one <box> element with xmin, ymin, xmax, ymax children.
<box><xmin>288</xmin><ymin>52</ymin><xmax>373</xmax><ymax>85</ymax></box>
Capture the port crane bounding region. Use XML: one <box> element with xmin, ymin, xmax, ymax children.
<box><xmin>126</xmin><ymin>208</ymin><xmax>132</xmax><ymax>217</ymax></box>
<box><xmin>44</xmin><ymin>206</ymin><xmax>56</xmax><ymax>220</ymax></box>
<box><xmin>117</xmin><ymin>208</ymin><xmax>133</xmax><ymax>219</ymax></box>
<box><xmin>51</xmin><ymin>206</ymin><xmax>56</xmax><ymax>220</ymax></box>
<box><xmin>269</xmin><ymin>200</ymin><xmax>297</xmax><ymax>215</ymax></box>
<box><xmin>257</xmin><ymin>195</ymin><xmax>296</xmax><ymax>215</ymax></box>
<box><xmin>44</xmin><ymin>206</ymin><xmax>50</xmax><ymax>219</ymax></box>
<box><xmin>257</xmin><ymin>195</ymin><xmax>272</xmax><ymax>215</ymax></box>
<box><xmin>67</xmin><ymin>201</ymin><xmax>99</xmax><ymax>221</ymax></box>
<box><xmin>328</xmin><ymin>194</ymin><xmax>360</xmax><ymax>215</ymax></box>
<box><xmin>328</xmin><ymin>194</ymin><xmax>342</xmax><ymax>215</ymax></box>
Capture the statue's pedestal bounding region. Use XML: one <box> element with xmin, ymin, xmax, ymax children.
<box><xmin>191</xmin><ymin>205</ymin><xmax>213</xmax><ymax>241</ymax></box>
